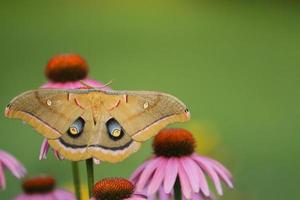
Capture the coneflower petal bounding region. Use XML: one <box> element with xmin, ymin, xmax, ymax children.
<box><xmin>193</xmin><ymin>161</ymin><xmax>210</xmax><ymax>197</ymax></box>
<box><xmin>178</xmin><ymin>162</ymin><xmax>192</xmax><ymax>199</ymax></box>
<box><xmin>39</xmin><ymin>139</ymin><xmax>49</xmax><ymax>160</ymax></box>
<box><xmin>130</xmin><ymin>160</ymin><xmax>151</xmax><ymax>183</ymax></box>
<box><xmin>206</xmin><ymin>158</ymin><xmax>232</xmax><ymax>179</ymax></box>
<box><xmin>163</xmin><ymin>158</ymin><xmax>178</xmax><ymax>194</ymax></box>
<box><xmin>0</xmin><ymin>152</ymin><xmax>26</xmax><ymax>178</ymax></box>
<box><xmin>0</xmin><ymin>164</ymin><xmax>6</xmax><ymax>190</ymax></box>
<box><xmin>53</xmin><ymin>189</ymin><xmax>76</xmax><ymax>199</ymax></box>
<box><xmin>136</xmin><ymin>157</ymin><xmax>162</xmax><ymax>191</ymax></box>
<box><xmin>203</xmin><ymin>158</ymin><xmax>233</xmax><ymax>188</ymax></box>
<box><xmin>147</xmin><ymin>158</ymin><xmax>167</xmax><ymax>195</ymax></box>
<box><xmin>192</xmin><ymin>154</ymin><xmax>223</xmax><ymax>195</ymax></box>
<box><xmin>158</xmin><ymin>186</ymin><xmax>171</xmax><ymax>200</ymax></box>
<box><xmin>180</xmin><ymin>157</ymin><xmax>200</xmax><ymax>193</ymax></box>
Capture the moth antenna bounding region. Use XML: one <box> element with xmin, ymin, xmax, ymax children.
<box><xmin>80</xmin><ymin>79</ymin><xmax>114</xmax><ymax>90</ymax></box>
<box><xmin>98</xmin><ymin>79</ymin><xmax>114</xmax><ymax>89</ymax></box>
<box><xmin>79</xmin><ymin>81</ymin><xmax>95</xmax><ymax>89</ymax></box>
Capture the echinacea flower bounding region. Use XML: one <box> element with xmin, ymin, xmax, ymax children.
<box><xmin>0</xmin><ymin>150</ymin><xmax>26</xmax><ymax>190</ymax></box>
<box><xmin>42</xmin><ymin>53</ymin><xmax>110</xmax><ymax>90</ymax></box>
<box><xmin>130</xmin><ymin>128</ymin><xmax>233</xmax><ymax>200</ymax></box>
<box><xmin>90</xmin><ymin>178</ymin><xmax>147</xmax><ymax>200</ymax></box>
<box><xmin>38</xmin><ymin>53</ymin><xmax>110</xmax><ymax>162</ymax></box>
<box><xmin>14</xmin><ymin>176</ymin><xmax>75</xmax><ymax>200</ymax></box>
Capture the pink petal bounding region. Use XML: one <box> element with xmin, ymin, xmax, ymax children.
<box><xmin>147</xmin><ymin>158</ymin><xmax>167</xmax><ymax>195</ymax></box>
<box><xmin>180</xmin><ymin>157</ymin><xmax>200</xmax><ymax>193</ymax></box>
<box><xmin>192</xmin><ymin>155</ymin><xmax>223</xmax><ymax>195</ymax></box>
<box><xmin>126</xmin><ymin>198</ymin><xmax>147</xmax><ymax>200</ymax></box>
<box><xmin>0</xmin><ymin>163</ymin><xmax>6</xmax><ymax>190</ymax></box>
<box><xmin>41</xmin><ymin>78</ymin><xmax>108</xmax><ymax>90</ymax></box>
<box><xmin>132</xmin><ymin>192</ymin><xmax>148</xmax><ymax>198</ymax></box>
<box><xmin>130</xmin><ymin>160</ymin><xmax>151</xmax><ymax>183</ymax></box>
<box><xmin>194</xmin><ymin>164</ymin><xmax>210</xmax><ymax>197</ymax></box>
<box><xmin>206</xmin><ymin>157</ymin><xmax>232</xmax><ymax>179</ymax></box>
<box><xmin>136</xmin><ymin>157</ymin><xmax>162</xmax><ymax>191</ymax></box>
<box><xmin>14</xmin><ymin>193</ymin><xmax>49</xmax><ymax>200</ymax></box>
<box><xmin>0</xmin><ymin>151</ymin><xmax>26</xmax><ymax>178</ymax></box>
<box><xmin>178</xmin><ymin>160</ymin><xmax>192</xmax><ymax>199</ymax></box>
<box><xmin>83</xmin><ymin>79</ymin><xmax>112</xmax><ymax>90</ymax></box>
<box><xmin>163</xmin><ymin>158</ymin><xmax>179</xmax><ymax>194</ymax></box>
<box><xmin>39</xmin><ymin>139</ymin><xmax>50</xmax><ymax>160</ymax></box>
<box><xmin>159</xmin><ymin>186</ymin><xmax>171</xmax><ymax>200</ymax></box>
<box><xmin>53</xmin><ymin>189</ymin><xmax>76</xmax><ymax>200</ymax></box>
<box><xmin>147</xmin><ymin>194</ymin><xmax>156</xmax><ymax>200</ymax></box>
<box><xmin>202</xmin><ymin>157</ymin><xmax>233</xmax><ymax>188</ymax></box>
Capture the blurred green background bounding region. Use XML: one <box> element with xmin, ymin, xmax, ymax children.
<box><xmin>1</xmin><ymin>0</ymin><xmax>300</xmax><ymax>199</ymax></box>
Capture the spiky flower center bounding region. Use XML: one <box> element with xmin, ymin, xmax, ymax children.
<box><xmin>153</xmin><ymin>128</ymin><xmax>196</xmax><ymax>157</ymax></box>
<box><xmin>93</xmin><ymin>178</ymin><xmax>134</xmax><ymax>200</ymax></box>
<box><xmin>22</xmin><ymin>176</ymin><xmax>55</xmax><ymax>194</ymax></box>
<box><xmin>45</xmin><ymin>54</ymin><xmax>89</xmax><ymax>82</ymax></box>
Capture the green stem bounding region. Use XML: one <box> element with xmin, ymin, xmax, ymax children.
<box><xmin>174</xmin><ymin>178</ymin><xmax>182</xmax><ymax>200</ymax></box>
<box><xmin>86</xmin><ymin>158</ymin><xmax>94</xmax><ymax>198</ymax></box>
<box><xmin>71</xmin><ymin>162</ymin><xmax>81</xmax><ymax>200</ymax></box>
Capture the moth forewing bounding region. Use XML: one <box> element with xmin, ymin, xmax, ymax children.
<box><xmin>5</xmin><ymin>88</ymin><xmax>190</xmax><ymax>162</ymax></box>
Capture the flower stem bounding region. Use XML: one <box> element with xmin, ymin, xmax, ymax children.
<box><xmin>71</xmin><ymin>162</ymin><xmax>81</xmax><ymax>200</ymax></box>
<box><xmin>174</xmin><ymin>178</ymin><xmax>182</xmax><ymax>200</ymax></box>
<box><xmin>86</xmin><ymin>158</ymin><xmax>94</xmax><ymax>198</ymax></box>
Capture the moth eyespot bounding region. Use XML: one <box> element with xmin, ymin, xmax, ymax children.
<box><xmin>69</xmin><ymin>127</ymin><xmax>78</xmax><ymax>135</ymax></box>
<box><xmin>67</xmin><ymin>117</ymin><xmax>85</xmax><ymax>138</ymax></box>
<box><xmin>46</xmin><ymin>99</ymin><xmax>52</xmax><ymax>106</ymax></box>
<box><xmin>112</xmin><ymin>129</ymin><xmax>121</xmax><ymax>137</ymax></box>
<box><xmin>143</xmin><ymin>102</ymin><xmax>149</xmax><ymax>109</ymax></box>
<box><xmin>106</xmin><ymin>118</ymin><xmax>124</xmax><ymax>141</ymax></box>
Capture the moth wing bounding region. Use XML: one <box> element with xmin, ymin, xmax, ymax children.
<box><xmin>5</xmin><ymin>89</ymin><xmax>84</xmax><ymax>139</ymax></box>
<box><xmin>104</xmin><ymin>90</ymin><xmax>190</xmax><ymax>142</ymax></box>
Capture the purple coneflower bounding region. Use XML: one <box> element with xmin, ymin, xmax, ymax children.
<box><xmin>38</xmin><ymin>53</ymin><xmax>110</xmax><ymax>161</ymax></box>
<box><xmin>90</xmin><ymin>178</ymin><xmax>147</xmax><ymax>200</ymax></box>
<box><xmin>0</xmin><ymin>150</ymin><xmax>26</xmax><ymax>190</ymax></box>
<box><xmin>130</xmin><ymin>128</ymin><xmax>233</xmax><ymax>200</ymax></box>
<box><xmin>14</xmin><ymin>176</ymin><xmax>75</xmax><ymax>200</ymax></box>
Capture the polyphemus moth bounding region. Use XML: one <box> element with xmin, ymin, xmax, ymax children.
<box><xmin>5</xmin><ymin>88</ymin><xmax>190</xmax><ymax>163</ymax></box>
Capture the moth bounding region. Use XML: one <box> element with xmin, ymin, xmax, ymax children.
<box><xmin>5</xmin><ymin>88</ymin><xmax>190</xmax><ymax>163</ymax></box>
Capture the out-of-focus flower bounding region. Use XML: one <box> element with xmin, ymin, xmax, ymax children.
<box><xmin>65</xmin><ymin>182</ymin><xmax>89</xmax><ymax>200</ymax></box>
<box><xmin>130</xmin><ymin>128</ymin><xmax>233</xmax><ymax>200</ymax></box>
<box><xmin>14</xmin><ymin>176</ymin><xmax>75</xmax><ymax>200</ymax></box>
<box><xmin>90</xmin><ymin>178</ymin><xmax>147</xmax><ymax>200</ymax></box>
<box><xmin>42</xmin><ymin>54</ymin><xmax>110</xmax><ymax>90</ymax></box>
<box><xmin>184</xmin><ymin>121</ymin><xmax>219</xmax><ymax>155</ymax></box>
<box><xmin>38</xmin><ymin>53</ymin><xmax>110</xmax><ymax>162</ymax></box>
<box><xmin>147</xmin><ymin>187</ymin><xmax>215</xmax><ymax>200</ymax></box>
<box><xmin>0</xmin><ymin>150</ymin><xmax>26</xmax><ymax>190</ymax></box>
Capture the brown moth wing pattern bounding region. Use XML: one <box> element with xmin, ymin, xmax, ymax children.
<box><xmin>5</xmin><ymin>90</ymin><xmax>84</xmax><ymax>139</ymax></box>
<box><xmin>103</xmin><ymin>90</ymin><xmax>190</xmax><ymax>142</ymax></box>
<box><xmin>5</xmin><ymin>88</ymin><xmax>190</xmax><ymax>162</ymax></box>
